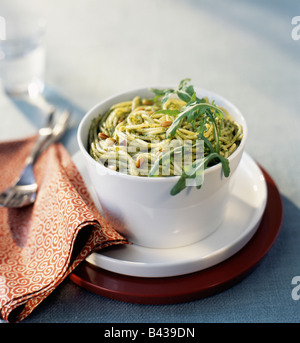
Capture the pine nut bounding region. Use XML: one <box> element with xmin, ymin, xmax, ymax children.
<box><xmin>98</xmin><ymin>132</ymin><xmax>109</xmax><ymax>139</ymax></box>
<box><xmin>136</xmin><ymin>156</ymin><xmax>145</xmax><ymax>168</ymax></box>
<box><xmin>160</xmin><ymin>121</ymin><xmax>173</xmax><ymax>127</ymax></box>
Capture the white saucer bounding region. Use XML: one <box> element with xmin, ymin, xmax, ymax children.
<box><xmin>72</xmin><ymin>151</ymin><xmax>267</xmax><ymax>278</ymax></box>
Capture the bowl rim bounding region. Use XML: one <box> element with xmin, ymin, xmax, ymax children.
<box><xmin>77</xmin><ymin>85</ymin><xmax>248</xmax><ymax>183</ymax></box>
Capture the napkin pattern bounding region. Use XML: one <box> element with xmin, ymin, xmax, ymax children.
<box><xmin>0</xmin><ymin>136</ymin><xmax>127</xmax><ymax>322</ymax></box>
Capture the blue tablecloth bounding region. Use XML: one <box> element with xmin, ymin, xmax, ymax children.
<box><xmin>1</xmin><ymin>0</ymin><xmax>300</xmax><ymax>323</ymax></box>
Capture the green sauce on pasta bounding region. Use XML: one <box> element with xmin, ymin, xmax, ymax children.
<box><xmin>88</xmin><ymin>80</ymin><xmax>243</xmax><ymax>195</ymax></box>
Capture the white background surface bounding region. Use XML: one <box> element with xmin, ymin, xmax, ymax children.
<box><xmin>1</xmin><ymin>0</ymin><xmax>300</xmax><ymax>323</ymax></box>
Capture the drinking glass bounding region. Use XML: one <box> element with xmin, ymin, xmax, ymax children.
<box><xmin>0</xmin><ymin>13</ymin><xmax>46</xmax><ymax>97</ymax></box>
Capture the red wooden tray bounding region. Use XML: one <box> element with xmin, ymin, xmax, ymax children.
<box><xmin>70</xmin><ymin>165</ymin><xmax>283</xmax><ymax>304</ymax></box>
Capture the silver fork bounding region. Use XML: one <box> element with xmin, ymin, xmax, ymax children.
<box><xmin>0</xmin><ymin>110</ymin><xmax>70</xmax><ymax>208</ymax></box>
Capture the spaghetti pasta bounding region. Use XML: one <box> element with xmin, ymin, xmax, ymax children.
<box><xmin>88</xmin><ymin>81</ymin><xmax>243</xmax><ymax>188</ymax></box>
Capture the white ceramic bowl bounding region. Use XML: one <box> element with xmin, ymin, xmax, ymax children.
<box><xmin>77</xmin><ymin>87</ymin><xmax>248</xmax><ymax>248</ymax></box>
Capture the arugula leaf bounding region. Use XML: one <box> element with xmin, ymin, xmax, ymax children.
<box><xmin>170</xmin><ymin>152</ymin><xmax>230</xmax><ymax>195</ymax></box>
<box><xmin>170</xmin><ymin>157</ymin><xmax>204</xmax><ymax>196</ymax></box>
<box><xmin>150</xmin><ymin>87</ymin><xmax>174</xmax><ymax>104</ymax></box>
<box><xmin>170</xmin><ymin>172</ymin><xmax>189</xmax><ymax>196</ymax></box>
<box><xmin>151</xmin><ymin>87</ymin><xmax>173</xmax><ymax>97</ymax></box>
<box><xmin>165</xmin><ymin>102</ymin><xmax>224</xmax><ymax>139</ymax></box>
<box><xmin>177</xmin><ymin>91</ymin><xmax>192</xmax><ymax>103</ymax></box>
<box><xmin>197</xmin><ymin>133</ymin><xmax>214</xmax><ymax>154</ymax></box>
<box><xmin>204</xmin><ymin>152</ymin><xmax>230</xmax><ymax>177</ymax></box>
<box><xmin>149</xmin><ymin>79</ymin><xmax>231</xmax><ymax>196</ymax></box>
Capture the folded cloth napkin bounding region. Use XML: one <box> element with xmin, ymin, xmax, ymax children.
<box><xmin>0</xmin><ymin>135</ymin><xmax>127</xmax><ymax>322</ymax></box>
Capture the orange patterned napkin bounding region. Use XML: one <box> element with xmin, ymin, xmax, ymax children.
<box><xmin>0</xmin><ymin>135</ymin><xmax>127</xmax><ymax>322</ymax></box>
